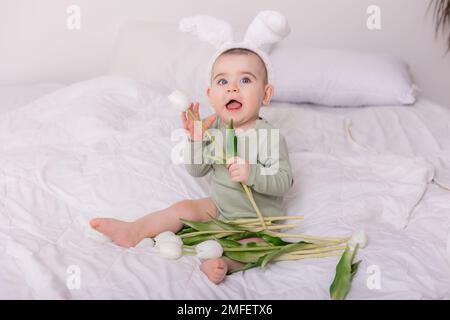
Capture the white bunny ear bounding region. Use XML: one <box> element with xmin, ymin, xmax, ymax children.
<box><xmin>243</xmin><ymin>11</ymin><xmax>291</xmax><ymax>53</ymax></box>
<box><xmin>179</xmin><ymin>15</ymin><xmax>233</xmax><ymax>49</ymax></box>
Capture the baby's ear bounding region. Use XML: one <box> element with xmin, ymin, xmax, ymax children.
<box><xmin>262</xmin><ymin>84</ymin><xmax>274</xmax><ymax>106</ymax></box>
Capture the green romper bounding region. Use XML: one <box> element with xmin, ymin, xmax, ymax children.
<box><xmin>184</xmin><ymin>116</ymin><xmax>294</xmax><ymax>220</ymax></box>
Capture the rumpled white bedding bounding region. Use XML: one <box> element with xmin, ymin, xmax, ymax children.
<box><xmin>0</xmin><ymin>83</ymin><xmax>64</xmax><ymax>116</ymax></box>
<box><xmin>0</xmin><ymin>76</ymin><xmax>449</xmax><ymax>299</ymax></box>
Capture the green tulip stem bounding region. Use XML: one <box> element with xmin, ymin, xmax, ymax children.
<box><xmin>266</xmin><ymin>231</ymin><xmax>350</xmax><ymax>243</ymax></box>
<box><xmin>227</xmin><ymin>216</ymin><xmax>304</xmax><ymax>224</ymax></box>
<box><xmin>289</xmin><ymin>245</ymin><xmax>347</xmax><ymax>255</ymax></box>
<box><xmin>275</xmin><ymin>251</ymin><xmax>342</xmax><ymax>261</ymax></box>
<box><xmin>247</xmin><ymin>224</ymin><xmax>297</xmax><ymax>231</ymax></box>
<box><xmin>179</xmin><ymin>230</ymin><xmax>239</xmax><ymax>238</ymax></box>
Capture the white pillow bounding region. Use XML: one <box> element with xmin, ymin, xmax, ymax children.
<box><xmin>109</xmin><ymin>21</ymin><xmax>417</xmax><ymax>108</ymax></box>
<box><xmin>109</xmin><ymin>21</ymin><xmax>215</xmax><ymax>107</ymax></box>
<box><xmin>271</xmin><ymin>47</ymin><xmax>418</xmax><ymax>107</ymax></box>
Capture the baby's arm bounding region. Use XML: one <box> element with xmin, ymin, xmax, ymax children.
<box><xmin>245</xmin><ymin>134</ymin><xmax>294</xmax><ymax>196</ymax></box>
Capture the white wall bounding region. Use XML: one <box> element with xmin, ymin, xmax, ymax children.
<box><xmin>1</xmin><ymin>0</ymin><xmax>450</xmax><ymax>107</ymax></box>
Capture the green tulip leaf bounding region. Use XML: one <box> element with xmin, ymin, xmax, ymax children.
<box><xmin>351</xmin><ymin>260</ymin><xmax>362</xmax><ymax>276</ymax></box>
<box><xmin>179</xmin><ymin>219</ymin><xmax>226</xmax><ymax>232</ymax></box>
<box><xmin>242</xmin><ymin>242</ymin><xmax>259</xmax><ymax>248</ymax></box>
<box><xmin>209</xmin><ymin>216</ymin><xmax>247</xmax><ymax>231</ymax></box>
<box><xmin>176</xmin><ymin>227</ymin><xmax>195</xmax><ymax>235</ymax></box>
<box><xmin>241</xmin><ymin>242</ymin><xmax>275</xmax><ymax>248</ymax></box>
<box><xmin>227</xmin><ymin>254</ymin><xmax>268</xmax><ymax>274</ymax></box>
<box><xmin>181</xmin><ymin>232</ymin><xmax>234</xmax><ymax>246</ymax></box>
<box><xmin>226</xmin><ymin>232</ymin><xmax>261</xmax><ymax>241</ymax></box>
<box><xmin>329</xmin><ymin>244</ymin><xmax>361</xmax><ymax>300</ymax></box>
<box><xmin>260</xmin><ymin>233</ymin><xmax>291</xmax><ymax>246</ymax></box>
<box><xmin>218</xmin><ymin>238</ymin><xmax>242</xmax><ymax>248</ymax></box>
<box><xmin>224</xmin><ymin>249</ymin><xmax>274</xmax><ymax>264</ymax></box>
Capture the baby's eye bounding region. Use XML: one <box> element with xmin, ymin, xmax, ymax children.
<box><xmin>217</xmin><ymin>79</ymin><xmax>228</xmax><ymax>86</ymax></box>
<box><xmin>240</xmin><ymin>77</ymin><xmax>252</xmax><ymax>84</ymax></box>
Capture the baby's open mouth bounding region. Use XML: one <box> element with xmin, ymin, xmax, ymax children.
<box><xmin>226</xmin><ymin>99</ymin><xmax>242</xmax><ymax>111</ymax></box>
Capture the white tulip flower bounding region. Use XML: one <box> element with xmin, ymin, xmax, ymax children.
<box><xmin>158</xmin><ymin>241</ymin><xmax>183</xmax><ymax>260</ymax></box>
<box><xmin>168</xmin><ymin>90</ymin><xmax>190</xmax><ymax>113</ymax></box>
<box><xmin>195</xmin><ymin>240</ymin><xmax>224</xmax><ymax>260</ymax></box>
<box><xmin>348</xmin><ymin>229</ymin><xmax>368</xmax><ymax>249</ymax></box>
<box><xmin>155</xmin><ymin>231</ymin><xmax>176</xmax><ymax>243</ymax></box>
<box><xmin>154</xmin><ymin>231</ymin><xmax>183</xmax><ymax>248</ymax></box>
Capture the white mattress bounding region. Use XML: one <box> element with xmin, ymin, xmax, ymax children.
<box><xmin>0</xmin><ymin>76</ymin><xmax>449</xmax><ymax>299</ymax></box>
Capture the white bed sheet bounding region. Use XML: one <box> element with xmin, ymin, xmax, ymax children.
<box><xmin>0</xmin><ymin>76</ymin><xmax>449</xmax><ymax>299</ymax></box>
<box><xmin>0</xmin><ymin>83</ymin><xmax>64</xmax><ymax>116</ymax></box>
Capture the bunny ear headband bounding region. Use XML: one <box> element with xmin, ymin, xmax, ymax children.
<box><xmin>179</xmin><ymin>11</ymin><xmax>291</xmax><ymax>85</ymax></box>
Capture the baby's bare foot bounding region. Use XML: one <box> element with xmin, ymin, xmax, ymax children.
<box><xmin>90</xmin><ymin>218</ymin><xmax>141</xmax><ymax>248</ymax></box>
<box><xmin>200</xmin><ymin>258</ymin><xmax>228</xmax><ymax>284</ymax></box>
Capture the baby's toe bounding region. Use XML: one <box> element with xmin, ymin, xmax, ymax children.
<box><xmin>209</xmin><ymin>272</ymin><xmax>225</xmax><ymax>284</ymax></box>
<box><xmin>213</xmin><ymin>258</ymin><xmax>225</xmax><ymax>268</ymax></box>
<box><xmin>213</xmin><ymin>260</ymin><xmax>228</xmax><ymax>280</ymax></box>
<box><xmin>200</xmin><ymin>258</ymin><xmax>228</xmax><ymax>284</ymax></box>
<box><xmin>214</xmin><ymin>269</ymin><xmax>227</xmax><ymax>280</ymax></box>
<box><xmin>90</xmin><ymin>218</ymin><xmax>101</xmax><ymax>229</ymax></box>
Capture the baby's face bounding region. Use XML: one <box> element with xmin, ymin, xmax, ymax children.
<box><xmin>207</xmin><ymin>53</ymin><xmax>273</xmax><ymax>129</ymax></box>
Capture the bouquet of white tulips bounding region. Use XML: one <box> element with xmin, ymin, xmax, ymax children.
<box><xmin>176</xmin><ymin>215</ymin><xmax>349</xmax><ymax>273</ymax></box>
<box><xmin>167</xmin><ymin>90</ymin><xmax>367</xmax><ymax>300</ymax></box>
<box><xmin>149</xmin><ymin>215</ymin><xmax>366</xmax><ymax>300</ymax></box>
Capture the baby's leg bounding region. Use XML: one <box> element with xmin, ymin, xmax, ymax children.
<box><xmin>90</xmin><ymin>197</ymin><xmax>217</xmax><ymax>248</ymax></box>
<box><xmin>200</xmin><ymin>237</ymin><xmax>265</xmax><ymax>284</ymax></box>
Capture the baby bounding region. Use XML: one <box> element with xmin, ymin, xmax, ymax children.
<box><xmin>90</xmin><ymin>48</ymin><xmax>294</xmax><ymax>284</ymax></box>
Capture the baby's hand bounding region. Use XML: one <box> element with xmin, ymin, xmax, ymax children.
<box><xmin>181</xmin><ymin>102</ymin><xmax>216</xmax><ymax>141</ymax></box>
<box><xmin>226</xmin><ymin>156</ymin><xmax>250</xmax><ymax>183</ymax></box>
